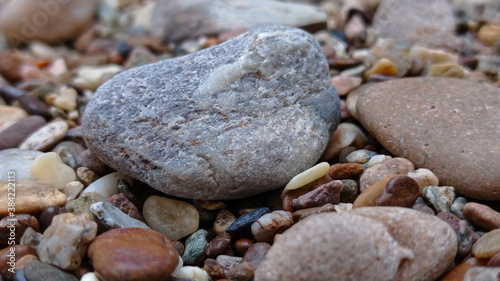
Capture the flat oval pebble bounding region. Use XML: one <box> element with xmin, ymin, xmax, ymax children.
<box><xmin>83</xmin><ymin>26</ymin><xmax>340</xmax><ymax>200</ymax></box>
<box><xmin>0</xmin><ymin>181</ymin><xmax>66</xmax><ymax>216</ymax></box>
<box><xmin>0</xmin><ymin>115</ymin><xmax>46</xmax><ymax>150</ymax></box>
<box><xmin>31</xmin><ymin>152</ymin><xmax>76</xmax><ymax>190</ymax></box>
<box><xmin>356</xmin><ymin>78</ymin><xmax>500</xmax><ymax>200</ymax></box>
<box><xmin>255</xmin><ymin>207</ymin><xmax>456</xmax><ymax>281</ymax></box>
<box><xmin>90</xmin><ymin>201</ymin><xmax>149</xmax><ymax>231</ymax></box>
<box><xmin>23</xmin><ymin>260</ymin><xmax>78</xmax><ymax>281</ymax></box>
<box><xmin>281</xmin><ymin>162</ymin><xmax>330</xmax><ymax>197</ymax></box>
<box><xmin>471</xmin><ymin>229</ymin><xmax>500</xmax><ymax>258</ymax></box>
<box><xmin>143</xmin><ymin>195</ymin><xmax>199</xmax><ymax>241</ymax></box>
<box><xmin>19</xmin><ymin>120</ymin><xmax>68</xmax><ymax>151</ymax></box>
<box><xmin>463</xmin><ymin>202</ymin><xmax>500</xmax><ymax>231</ymax></box>
<box><xmin>88</xmin><ymin>227</ymin><xmax>179</xmax><ymax>281</ymax></box>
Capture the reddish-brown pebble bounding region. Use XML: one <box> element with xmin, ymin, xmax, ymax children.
<box><xmin>463</xmin><ymin>202</ymin><xmax>500</xmax><ymax>231</ymax></box>
<box><xmin>486</xmin><ymin>251</ymin><xmax>500</xmax><ymax>267</ymax></box>
<box><xmin>375</xmin><ymin>175</ymin><xmax>419</xmax><ymax>207</ymax></box>
<box><xmin>234</xmin><ymin>238</ymin><xmax>256</xmax><ymax>257</ymax></box>
<box><xmin>204</xmin><ymin>258</ymin><xmax>226</xmax><ymax>280</ymax></box>
<box><xmin>172</xmin><ymin>240</ymin><xmax>185</xmax><ymax>256</ymax></box>
<box><xmin>0</xmin><ymin>214</ymin><xmax>39</xmax><ymax>248</ymax></box>
<box><xmin>0</xmin><ymin>244</ymin><xmax>37</xmax><ymax>280</ymax></box>
<box><xmin>39</xmin><ymin>205</ymin><xmax>64</xmax><ymax>232</ymax></box>
<box><xmin>0</xmin><ymin>115</ymin><xmax>46</xmax><ymax>150</ymax></box>
<box><xmin>359</xmin><ymin>157</ymin><xmax>415</xmax><ymax>192</ymax></box>
<box><xmin>282</xmin><ymin>188</ymin><xmax>309</xmax><ymax>212</ymax></box>
<box><xmin>243</xmin><ymin>242</ymin><xmax>271</xmax><ymax>270</ymax></box>
<box><xmin>107</xmin><ymin>193</ymin><xmax>145</xmax><ymax>222</ymax></box>
<box><xmin>225</xmin><ymin>261</ymin><xmax>254</xmax><ymax>281</ymax></box>
<box><xmin>472</xmin><ymin>229</ymin><xmax>500</xmax><ymax>258</ymax></box>
<box><xmin>412</xmin><ymin>202</ymin><xmax>435</xmax><ymax>215</ymax></box>
<box><xmin>353</xmin><ymin>175</ymin><xmax>398</xmax><ymax>208</ymax></box>
<box><xmin>88</xmin><ymin>228</ymin><xmax>179</xmax><ymax>281</ymax></box>
<box><xmin>329</xmin><ymin>163</ymin><xmax>364</xmax><ymax>180</ymax></box>
<box><xmin>206</xmin><ymin>232</ymin><xmax>232</xmax><ymax>259</ymax></box>
<box><xmin>438</xmin><ymin>261</ymin><xmax>474</xmax><ymax>281</ymax></box>
<box><xmin>292</xmin><ymin>180</ymin><xmax>342</xmax><ymax>209</ymax></box>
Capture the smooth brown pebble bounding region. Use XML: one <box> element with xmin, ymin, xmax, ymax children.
<box><xmin>291</xmin><ymin>180</ymin><xmax>342</xmax><ymax>209</ymax></box>
<box><xmin>463</xmin><ymin>202</ymin><xmax>500</xmax><ymax>231</ymax></box>
<box><xmin>204</xmin><ymin>258</ymin><xmax>226</xmax><ymax>280</ymax></box>
<box><xmin>172</xmin><ymin>240</ymin><xmax>185</xmax><ymax>256</ymax></box>
<box><xmin>359</xmin><ymin>157</ymin><xmax>415</xmax><ymax>192</ymax></box>
<box><xmin>213</xmin><ymin>209</ymin><xmax>236</xmax><ymax>235</ymax></box>
<box><xmin>472</xmin><ymin>228</ymin><xmax>500</xmax><ymax>258</ymax></box>
<box><xmin>0</xmin><ymin>115</ymin><xmax>46</xmax><ymax>150</ymax></box>
<box><xmin>353</xmin><ymin>175</ymin><xmax>398</xmax><ymax>208</ymax></box>
<box><xmin>206</xmin><ymin>232</ymin><xmax>232</xmax><ymax>259</ymax></box>
<box><xmin>234</xmin><ymin>238</ymin><xmax>256</xmax><ymax>257</ymax></box>
<box><xmin>88</xmin><ymin>227</ymin><xmax>179</xmax><ymax>281</ymax></box>
<box><xmin>375</xmin><ymin>175</ymin><xmax>419</xmax><ymax>207</ymax></box>
<box><xmin>242</xmin><ymin>242</ymin><xmax>271</xmax><ymax>270</ymax></box>
<box><xmin>486</xmin><ymin>251</ymin><xmax>500</xmax><ymax>267</ymax></box>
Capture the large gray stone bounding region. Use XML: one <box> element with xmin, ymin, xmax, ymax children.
<box><xmin>150</xmin><ymin>0</ymin><xmax>327</xmax><ymax>42</ymax></box>
<box><xmin>83</xmin><ymin>26</ymin><xmax>340</xmax><ymax>200</ymax></box>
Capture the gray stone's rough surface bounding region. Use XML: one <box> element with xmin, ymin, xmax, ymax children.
<box><xmin>356</xmin><ymin>78</ymin><xmax>500</xmax><ymax>200</ymax></box>
<box><xmin>255</xmin><ymin>207</ymin><xmax>456</xmax><ymax>281</ymax></box>
<box><xmin>151</xmin><ymin>0</ymin><xmax>327</xmax><ymax>42</ymax></box>
<box><xmin>89</xmin><ymin>201</ymin><xmax>150</xmax><ymax>231</ymax></box>
<box><xmin>83</xmin><ymin>26</ymin><xmax>340</xmax><ymax>200</ymax></box>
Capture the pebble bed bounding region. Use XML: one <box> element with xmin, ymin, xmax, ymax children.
<box><xmin>0</xmin><ymin>0</ymin><xmax>499</xmax><ymax>281</ymax></box>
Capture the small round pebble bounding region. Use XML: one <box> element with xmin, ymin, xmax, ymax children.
<box><xmin>251</xmin><ymin>210</ymin><xmax>293</xmax><ymax>243</ymax></box>
<box><xmin>213</xmin><ymin>209</ymin><xmax>236</xmax><ymax>235</ymax></box>
<box><xmin>88</xmin><ymin>227</ymin><xmax>179</xmax><ymax>281</ymax></box>
<box><xmin>471</xmin><ymin>228</ymin><xmax>500</xmax><ymax>258</ymax></box>
<box><xmin>463</xmin><ymin>202</ymin><xmax>500</xmax><ymax>231</ymax></box>
<box><xmin>345</xmin><ymin>149</ymin><xmax>378</xmax><ymax>164</ymax></box>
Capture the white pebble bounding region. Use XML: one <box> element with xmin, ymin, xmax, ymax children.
<box><xmin>31</xmin><ymin>152</ymin><xmax>76</xmax><ymax>190</ymax></box>
<box><xmin>0</xmin><ymin>149</ymin><xmax>42</xmax><ymax>181</ymax></box>
<box><xmin>365</xmin><ymin>154</ymin><xmax>392</xmax><ymax>168</ymax></box>
<box><xmin>171</xmin><ymin>256</ymin><xmax>184</xmax><ymax>277</ymax></box>
<box><xmin>407</xmin><ymin>168</ymin><xmax>439</xmax><ymax>193</ymax></box>
<box><xmin>176</xmin><ymin>266</ymin><xmax>210</xmax><ymax>281</ymax></box>
<box><xmin>345</xmin><ymin>149</ymin><xmax>378</xmax><ymax>164</ymax></box>
<box><xmin>19</xmin><ymin>120</ymin><xmax>68</xmax><ymax>151</ymax></box>
<box><xmin>73</xmin><ymin>65</ymin><xmax>123</xmax><ymax>90</ymax></box>
<box><xmin>80</xmin><ymin>272</ymin><xmax>100</xmax><ymax>281</ymax></box>
<box><xmin>81</xmin><ymin>172</ymin><xmax>132</xmax><ymax>199</ymax></box>
<box><xmin>281</xmin><ymin>162</ymin><xmax>330</xmax><ymax>197</ymax></box>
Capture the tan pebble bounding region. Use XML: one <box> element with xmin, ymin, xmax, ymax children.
<box><xmin>213</xmin><ymin>209</ymin><xmax>236</xmax><ymax>235</ymax></box>
<box><xmin>472</xmin><ymin>229</ymin><xmax>500</xmax><ymax>258</ymax></box>
<box><xmin>291</xmin><ymin>203</ymin><xmax>336</xmax><ymax>222</ymax></box>
<box><xmin>31</xmin><ymin>152</ymin><xmax>76</xmax><ymax>190</ymax></box>
<box><xmin>76</xmin><ymin>167</ymin><xmax>99</xmax><ymax>186</ymax></box>
<box><xmin>320</xmin><ymin>123</ymin><xmax>368</xmax><ymax>162</ymax></box>
<box><xmin>64</xmin><ymin>181</ymin><xmax>85</xmax><ymax>201</ymax></box>
<box><xmin>195</xmin><ymin>199</ymin><xmax>227</xmax><ymax>210</ymax></box>
<box><xmin>73</xmin><ymin>64</ymin><xmax>123</xmax><ymax>90</ymax></box>
<box><xmin>364</xmin><ymin>58</ymin><xmax>398</xmax><ymax>79</ymax></box>
<box><xmin>359</xmin><ymin>157</ymin><xmax>415</xmax><ymax>192</ymax></box>
<box><xmin>251</xmin><ymin>210</ymin><xmax>293</xmax><ymax>243</ymax></box>
<box><xmin>331</xmin><ymin>76</ymin><xmax>362</xmax><ymax>96</ymax></box>
<box><xmin>329</xmin><ymin>163</ymin><xmax>364</xmax><ymax>180</ymax></box>
<box><xmin>16</xmin><ymin>254</ymin><xmax>39</xmax><ymax>269</ymax></box>
<box><xmin>463</xmin><ymin>202</ymin><xmax>500</xmax><ymax>231</ymax></box>
<box><xmin>19</xmin><ymin>120</ymin><xmax>69</xmax><ymax>151</ymax></box>
<box><xmin>353</xmin><ymin>175</ymin><xmax>398</xmax><ymax>208</ymax></box>
<box><xmin>463</xmin><ymin>266</ymin><xmax>500</xmax><ymax>281</ymax></box>
<box><xmin>143</xmin><ymin>195</ymin><xmax>199</xmax><ymax>241</ymax></box>
<box><xmin>0</xmin><ymin>181</ymin><xmax>66</xmax><ymax>216</ymax></box>
<box><xmin>54</xmin><ymin>87</ymin><xmax>78</xmax><ymax>111</ymax></box>
<box><xmin>281</xmin><ymin>162</ymin><xmax>330</xmax><ymax>197</ymax></box>
<box><xmin>409</xmin><ymin>46</ymin><xmax>458</xmax><ymax>75</ymax></box>
<box><xmin>407</xmin><ymin>168</ymin><xmax>439</xmax><ymax>193</ymax></box>
<box><xmin>427</xmin><ymin>63</ymin><xmax>465</xmax><ymax>78</ymax></box>
<box><xmin>478</xmin><ymin>22</ymin><xmax>500</xmax><ymax>46</ymax></box>
<box><xmin>364</xmin><ymin>154</ymin><xmax>392</xmax><ymax>168</ymax></box>
<box><xmin>0</xmin><ymin>105</ymin><xmax>28</xmax><ymax>132</ymax></box>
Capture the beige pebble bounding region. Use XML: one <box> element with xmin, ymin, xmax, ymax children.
<box><xmin>281</xmin><ymin>162</ymin><xmax>330</xmax><ymax>197</ymax></box>
<box><xmin>80</xmin><ymin>272</ymin><xmax>100</xmax><ymax>281</ymax></box>
<box><xmin>477</xmin><ymin>22</ymin><xmax>500</xmax><ymax>46</ymax></box>
<box><xmin>364</xmin><ymin>154</ymin><xmax>392</xmax><ymax>168</ymax></box>
<box><xmin>251</xmin><ymin>210</ymin><xmax>294</xmax><ymax>243</ymax></box>
<box><xmin>19</xmin><ymin>120</ymin><xmax>69</xmax><ymax>151</ymax></box>
<box><xmin>64</xmin><ymin>181</ymin><xmax>85</xmax><ymax>202</ymax></box>
<box><xmin>472</xmin><ymin>229</ymin><xmax>500</xmax><ymax>258</ymax></box>
<box><xmin>176</xmin><ymin>266</ymin><xmax>210</xmax><ymax>281</ymax></box>
<box><xmin>0</xmin><ymin>105</ymin><xmax>28</xmax><ymax>132</ymax></box>
<box><xmin>143</xmin><ymin>195</ymin><xmax>199</xmax><ymax>241</ymax></box>
<box><xmin>54</xmin><ymin>87</ymin><xmax>78</xmax><ymax>111</ymax></box>
<box><xmin>331</xmin><ymin>76</ymin><xmax>362</xmax><ymax>96</ymax></box>
<box><xmin>427</xmin><ymin>63</ymin><xmax>465</xmax><ymax>78</ymax></box>
<box><xmin>31</xmin><ymin>152</ymin><xmax>76</xmax><ymax>190</ymax></box>
<box><xmin>213</xmin><ymin>209</ymin><xmax>236</xmax><ymax>235</ymax></box>
<box><xmin>359</xmin><ymin>157</ymin><xmax>414</xmax><ymax>192</ymax></box>
<box><xmin>409</xmin><ymin>46</ymin><xmax>458</xmax><ymax>75</ymax></box>
<box><xmin>320</xmin><ymin>123</ymin><xmax>368</xmax><ymax>162</ymax></box>
<box><xmin>73</xmin><ymin>64</ymin><xmax>123</xmax><ymax>90</ymax></box>
<box><xmin>0</xmin><ymin>181</ymin><xmax>66</xmax><ymax>216</ymax></box>
<box><xmin>364</xmin><ymin>58</ymin><xmax>398</xmax><ymax>79</ymax></box>
<box><xmin>407</xmin><ymin>168</ymin><xmax>439</xmax><ymax>193</ymax></box>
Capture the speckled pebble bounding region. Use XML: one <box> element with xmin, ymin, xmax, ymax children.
<box><xmin>463</xmin><ymin>202</ymin><xmax>500</xmax><ymax>231</ymax></box>
<box><xmin>90</xmin><ymin>201</ymin><xmax>149</xmax><ymax>231</ymax></box>
<box><xmin>451</xmin><ymin>197</ymin><xmax>468</xmax><ymax>219</ymax></box>
<box><xmin>76</xmin><ymin>167</ymin><xmax>99</xmax><ymax>186</ymax></box>
<box><xmin>329</xmin><ymin>163</ymin><xmax>364</xmax><ymax>180</ymax></box>
<box><xmin>205</xmin><ymin>232</ymin><xmax>232</xmax><ymax>259</ymax></box>
<box><xmin>340</xmin><ymin>179</ymin><xmax>359</xmax><ymax>203</ymax></box>
<box><xmin>64</xmin><ymin>181</ymin><xmax>85</xmax><ymax>202</ymax></box>
<box><xmin>291</xmin><ymin>180</ymin><xmax>342</xmax><ymax>209</ymax></box>
<box><xmin>251</xmin><ymin>210</ymin><xmax>293</xmax><ymax>243</ymax></box>
<box><xmin>225</xmin><ymin>261</ymin><xmax>254</xmax><ymax>281</ymax></box>
<box><xmin>106</xmin><ymin>193</ymin><xmax>144</xmax><ymax>222</ymax></box>
<box><xmin>19</xmin><ymin>120</ymin><xmax>68</xmax><ymax>151</ymax></box>
<box><xmin>227</xmin><ymin>207</ymin><xmax>270</xmax><ymax>234</ymax></box>
<box><xmin>204</xmin><ymin>258</ymin><xmax>226</xmax><ymax>280</ymax></box>
<box><xmin>359</xmin><ymin>157</ymin><xmax>415</xmax><ymax>192</ymax></box>
<box><xmin>216</xmin><ymin>255</ymin><xmax>243</xmax><ymax>272</ymax></box>
<box><xmin>345</xmin><ymin>149</ymin><xmax>378</xmax><ymax>164</ymax></box>
<box><xmin>37</xmin><ymin>213</ymin><xmax>97</xmax><ymax>270</ymax></box>
<box><xmin>213</xmin><ymin>209</ymin><xmax>236</xmax><ymax>235</ymax></box>
<box><xmin>437</xmin><ymin>212</ymin><xmax>478</xmax><ymax>257</ymax></box>
<box><xmin>20</xmin><ymin>226</ymin><xmax>43</xmax><ymax>248</ymax></box>
<box><xmin>65</xmin><ymin>192</ymin><xmax>105</xmax><ymax>216</ymax></box>
<box><xmin>422</xmin><ymin>185</ymin><xmax>455</xmax><ymax>213</ymax></box>
<box><xmin>472</xmin><ymin>228</ymin><xmax>500</xmax><ymax>258</ymax></box>
<box><xmin>182</xmin><ymin>229</ymin><xmax>208</xmax><ymax>265</ymax></box>
<box><xmin>143</xmin><ymin>195</ymin><xmax>199</xmax><ymax>241</ymax></box>
<box><xmin>406</xmin><ymin>168</ymin><xmax>439</xmax><ymax>193</ymax></box>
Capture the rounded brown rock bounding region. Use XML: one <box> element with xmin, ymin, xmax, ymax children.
<box><xmin>329</xmin><ymin>163</ymin><xmax>364</xmax><ymax>180</ymax></box>
<box><xmin>463</xmin><ymin>202</ymin><xmax>500</xmax><ymax>231</ymax></box>
<box><xmin>255</xmin><ymin>207</ymin><xmax>456</xmax><ymax>281</ymax></box>
<box><xmin>375</xmin><ymin>175</ymin><xmax>419</xmax><ymax>207</ymax></box>
<box><xmin>472</xmin><ymin>229</ymin><xmax>500</xmax><ymax>259</ymax></box>
<box><xmin>242</xmin><ymin>242</ymin><xmax>271</xmax><ymax>270</ymax></box>
<box><xmin>356</xmin><ymin>78</ymin><xmax>500</xmax><ymax>200</ymax></box>
<box><xmin>234</xmin><ymin>238</ymin><xmax>256</xmax><ymax>257</ymax></box>
<box><xmin>88</xmin><ymin>227</ymin><xmax>179</xmax><ymax>281</ymax></box>
<box><xmin>0</xmin><ymin>244</ymin><xmax>37</xmax><ymax>280</ymax></box>
<box><xmin>359</xmin><ymin>157</ymin><xmax>415</xmax><ymax>192</ymax></box>
<box><xmin>0</xmin><ymin>115</ymin><xmax>46</xmax><ymax>150</ymax></box>
<box><xmin>206</xmin><ymin>232</ymin><xmax>232</xmax><ymax>259</ymax></box>
<box><xmin>353</xmin><ymin>175</ymin><xmax>398</xmax><ymax>208</ymax></box>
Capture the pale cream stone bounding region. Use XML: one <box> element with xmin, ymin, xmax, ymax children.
<box><xmin>471</xmin><ymin>228</ymin><xmax>500</xmax><ymax>258</ymax></box>
<box><xmin>80</xmin><ymin>272</ymin><xmax>100</xmax><ymax>281</ymax></box>
<box><xmin>407</xmin><ymin>168</ymin><xmax>439</xmax><ymax>193</ymax></box>
<box><xmin>64</xmin><ymin>181</ymin><xmax>85</xmax><ymax>202</ymax></box>
<box><xmin>320</xmin><ymin>123</ymin><xmax>368</xmax><ymax>162</ymax></box>
<box><xmin>0</xmin><ymin>105</ymin><xmax>28</xmax><ymax>132</ymax></box>
<box><xmin>31</xmin><ymin>152</ymin><xmax>76</xmax><ymax>190</ymax></box>
<box><xmin>19</xmin><ymin>120</ymin><xmax>69</xmax><ymax>151</ymax></box>
<box><xmin>143</xmin><ymin>195</ymin><xmax>199</xmax><ymax>241</ymax></box>
<box><xmin>81</xmin><ymin>172</ymin><xmax>132</xmax><ymax>199</ymax></box>
<box><xmin>281</xmin><ymin>162</ymin><xmax>330</xmax><ymax>197</ymax></box>
<box><xmin>409</xmin><ymin>46</ymin><xmax>458</xmax><ymax>75</ymax></box>
<box><xmin>54</xmin><ymin>87</ymin><xmax>78</xmax><ymax>111</ymax></box>
<box><xmin>73</xmin><ymin>64</ymin><xmax>123</xmax><ymax>90</ymax></box>
<box><xmin>176</xmin><ymin>266</ymin><xmax>211</xmax><ymax>281</ymax></box>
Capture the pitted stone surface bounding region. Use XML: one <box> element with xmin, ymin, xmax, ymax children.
<box><xmin>83</xmin><ymin>26</ymin><xmax>340</xmax><ymax>200</ymax></box>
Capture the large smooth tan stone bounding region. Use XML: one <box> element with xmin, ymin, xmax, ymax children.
<box><xmin>0</xmin><ymin>181</ymin><xmax>66</xmax><ymax>215</ymax></box>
